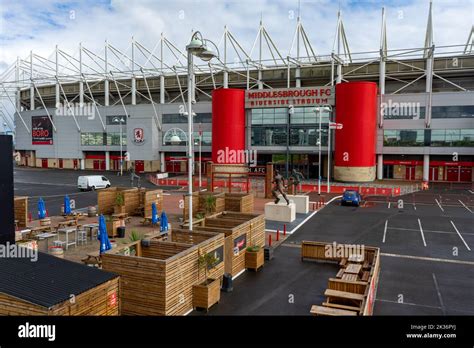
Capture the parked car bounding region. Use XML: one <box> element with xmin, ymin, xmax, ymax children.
<box><xmin>341</xmin><ymin>190</ymin><xmax>362</xmax><ymax>206</ymax></box>
<box><xmin>77</xmin><ymin>175</ymin><xmax>111</xmax><ymax>191</ymax></box>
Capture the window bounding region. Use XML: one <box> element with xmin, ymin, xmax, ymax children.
<box><xmin>431</xmin><ymin>129</ymin><xmax>474</xmax><ymax>147</ymax></box>
<box><xmin>383</xmin><ymin>130</ymin><xmax>424</xmax><ymax>146</ymax></box>
<box><xmin>81</xmin><ymin>133</ymin><xmax>105</xmax><ymax>146</ymax></box>
<box><xmin>107</xmin><ymin>133</ymin><xmax>127</xmax><ymax>146</ymax></box>
<box><xmin>162</xmin><ymin>113</ymin><xmax>212</xmax><ymax>124</ymax></box>
<box><xmin>432</xmin><ymin>105</ymin><xmax>474</xmax><ymax>119</ymax></box>
<box><xmin>251</xmin><ymin>108</ymin><xmax>287</xmax><ymax>125</ymax></box>
<box><xmin>291</xmin><ymin>107</ymin><xmax>330</xmax><ymax>124</ymax></box>
<box><xmin>251</xmin><ymin>126</ymin><xmax>287</xmax><ymax>146</ymax></box>
<box><xmin>193</xmin><ymin>131</ymin><xmax>212</xmax><ymax>146</ymax></box>
<box><xmin>289</xmin><ymin>127</ymin><xmax>327</xmax><ymax>146</ymax></box>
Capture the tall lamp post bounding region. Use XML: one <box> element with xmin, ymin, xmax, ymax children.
<box><xmin>113</xmin><ymin>116</ymin><xmax>125</xmax><ymax>176</ymax></box>
<box><xmin>314</xmin><ymin>105</ymin><xmax>332</xmax><ymax>195</ymax></box>
<box><xmin>186</xmin><ymin>32</ymin><xmax>218</xmax><ymax>231</ymax></box>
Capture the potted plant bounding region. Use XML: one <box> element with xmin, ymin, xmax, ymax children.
<box><xmin>245</xmin><ymin>245</ymin><xmax>264</xmax><ymax>271</ymax></box>
<box><xmin>203</xmin><ymin>195</ymin><xmax>216</xmax><ymax>215</ymax></box>
<box><xmin>193</xmin><ymin>251</ymin><xmax>221</xmax><ymax>311</ymax></box>
<box><xmin>114</xmin><ymin>193</ymin><xmax>125</xmax><ymax>214</ymax></box>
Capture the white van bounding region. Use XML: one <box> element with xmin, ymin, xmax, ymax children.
<box><xmin>77</xmin><ymin>175</ymin><xmax>111</xmax><ymax>191</ymax></box>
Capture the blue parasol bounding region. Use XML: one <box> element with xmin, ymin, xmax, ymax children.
<box><xmin>38</xmin><ymin>198</ymin><xmax>46</xmax><ymax>219</ymax></box>
<box><xmin>160</xmin><ymin>211</ymin><xmax>169</xmax><ymax>232</ymax></box>
<box><xmin>98</xmin><ymin>214</ymin><xmax>112</xmax><ymax>254</ymax></box>
<box><xmin>151</xmin><ymin>202</ymin><xmax>159</xmax><ymax>225</ymax></box>
<box><xmin>63</xmin><ymin>195</ymin><xmax>71</xmax><ymax>215</ymax></box>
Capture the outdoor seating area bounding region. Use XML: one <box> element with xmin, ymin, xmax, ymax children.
<box><xmin>101</xmin><ymin>229</ymin><xmax>225</xmax><ymax>315</ymax></box>
<box><xmin>301</xmin><ymin>241</ymin><xmax>381</xmax><ymax>316</ymax></box>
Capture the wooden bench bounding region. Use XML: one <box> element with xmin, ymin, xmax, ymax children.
<box><xmin>310</xmin><ymin>305</ymin><xmax>357</xmax><ymax>316</ymax></box>
<box><xmin>336</xmin><ymin>269</ymin><xmax>345</xmax><ymax>278</ymax></box>
<box><xmin>339</xmin><ymin>258</ymin><xmax>347</xmax><ymax>268</ymax></box>
<box><xmin>324</xmin><ymin>289</ymin><xmax>364</xmax><ymax>303</ymax></box>
<box><xmin>322</xmin><ymin>302</ymin><xmax>361</xmax><ymax>313</ymax></box>
<box><xmin>361</xmin><ymin>271</ymin><xmax>370</xmax><ymax>282</ymax></box>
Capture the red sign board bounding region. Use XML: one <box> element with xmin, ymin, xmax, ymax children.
<box><xmin>245</xmin><ymin>87</ymin><xmax>334</xmax><ymax>108</ymax></box>
<box><xmin>32</xmin><ymin>116</ymin><xmax>53</xmax><ymax>145</ymax></box>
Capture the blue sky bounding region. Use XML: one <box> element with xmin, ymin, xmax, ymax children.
<box><xmin>0</xmin><ymin>0</ymin><xmax>473</xmax><ymax>74</ymax></box>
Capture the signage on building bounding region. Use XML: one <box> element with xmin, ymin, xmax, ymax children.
<box><xmin>132</xmin><ymin>128</ymin><xmax>145</xmax><ymax>145</ymax></box>
<box><xmin>31</xmin><ymin>116</ymin><xmax>53</xmax><ymax>145</ymax></box>
<box><xmin>245</xmin><ymin>87</ymin><xmax>334</xmax><ymax>108</ymax></box>
<box><xmin>247</xmin><ymin>165</ymin><xmax>266</xmax><ymax>176</ymax></box>
<box><xmin>329</xmin><ymin>122</ymin><xmax>343</xmax><ymax>130</ymax></box>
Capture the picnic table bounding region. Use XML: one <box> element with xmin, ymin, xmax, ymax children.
<box><xmin>344</xmin><ymin>263</ymin><xmax>362</xmax><ymax>275</ymax></box>
<box><xmin>28</xmin><ymin>225</ymin><xmax>52</xmax><ymax>238</ymax></box>
<box><xmin>82</xmin><ymin>251</ymin><xmax>102</xmax><ymax>268</ymax></box>
<box><xmin>341</xmin><ymin>273</ymin><xmax>358</xmax><ymax>282</ymax></box>
<box><xmin>56</xmin><ymin>220</ymin><xmax>80</xmax><ymax>231</ymax></box>
<box><xmin>112</xmin><ymin>213</ymin><xmax>131</xmax><ymax>223</ymax></box>
<box><xmin>348</xmin><ymin>254</ymin><xmax>364</xmax><ymax>263</ymax></box>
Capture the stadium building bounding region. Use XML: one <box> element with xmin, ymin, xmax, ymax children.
<box><xmin>1</xmin><ymin>3</ymin><xmax>473</xmax><ymax>183</ymax></box>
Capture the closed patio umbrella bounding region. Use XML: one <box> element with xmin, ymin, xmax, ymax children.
<box><xmin>160</xmin><ymin>211</ymin><xmax>169</xmax><ymax>232</ymax></box>
<box><xmin>38</xmin><ymin>198</ymin><xmax>46</xmax><ymax>219</ymax></box>
<box><xmin>151</xmin><ymin>202</ymin><xmax>159</xmax><ymax>225</ymax></box>
<box><xmin>98</xmin><ymin>214</ymin><xmax>112</xmax><ymax>254</ymax></box>
<box><xmin>63</xmin><ymin>195</ymin><xmax>71</xmax><ymax>215</ymax></box>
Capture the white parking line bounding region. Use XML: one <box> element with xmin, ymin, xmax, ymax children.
<box><xmin>458</xmin><ymin>200</ymin><xmax>473</xmax><ymax>213</ymax></box>
<box><xmin>388</xmin><ymin>202</ymin><xmax>391</xmax><ymax>209</ymax></box>
<box><xmin>417</xmin><ymin>218</ymin><xmax>427</xmax><ymax>247</ymax></box>
<box><xmin>432</xmin><ymin>273</ymin><xmax>446</xmax><ymax>314</ymax></box>
<box><xmin>435</xmin><ymin>199</ymin><xmax>444</xmax><ymax>212</ymax></box>
<box><xmin>468</xmin><ymin>190</ymin><xmax>474</xmax><ymax>194</ymax></box>
<box><xmin>383</xmin><ymin>220</ymin><xmax>388</xmax><ymax>243</ymax></box>
<box><xmin>450</xmin><ymin>220</ymin><xmax>471</xmax><ymax>251</ymax></box>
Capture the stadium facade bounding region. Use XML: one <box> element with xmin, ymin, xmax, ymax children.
<box><xmin>1</xmin><ymin>3</ymin><xmax>473</xmax><ymax>183</ymax></box>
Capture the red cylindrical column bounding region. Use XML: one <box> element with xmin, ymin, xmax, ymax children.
<box><xmin>211</xmin><ymin>89</ymin><xmax>245</xmax><ymax>163</ymax></box>
<box><xmin>334</xmin><ymin>82</ymin><xmax>377</xmax><ymax>182</ymax></box>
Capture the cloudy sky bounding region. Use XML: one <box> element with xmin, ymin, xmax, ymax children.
<box><xmin>0</xmin><ymin>0</ymin><xmax>473</xmax><ymax>75</ymax></box>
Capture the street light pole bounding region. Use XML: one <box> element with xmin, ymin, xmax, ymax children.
<box><xmin>120</xmin><ymin>118</ymin><xmax>123</xmax><ymax>176</ymax></box>
<box><xmin>186</xmin><ymin>32</ymin><xmax>219</xmax><ymax>231</ymax></box>
<box><xmin>187</xmin><ymin>49</ymin><xmax>194</xmax><ymax>230</ymax></box>
<box><xmin>317</xmin><ymin>108</ymin><xmax>322</xmax><ymax>195</ymax></box>
<box><xmin>199</xmin><ymin>131</ymin><xmax>202</xmax><ymax>190</ymax></box>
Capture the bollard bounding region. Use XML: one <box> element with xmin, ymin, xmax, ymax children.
<box><xmin>268</xmin><ymin>234</ymin><xmax>272</xmax><ymax>247</ymax></box>
<box><xmin>276</xmin><ymin>229</ymin><xmax>280</xmax><ymax>242</ymax></box>
<box><xmin>283</xmin><ymin>224</ymin><xmax>286</xmax><ymax>236</ymax></box>
<box><xmin>28</xmin><ymin>212</ymin><xmax>32</xmax><ymax>222</ymax></box>
<box><xmin>46</xmin><ymin>209</ymin><xmax>49</xmax><ymax>217</ymax></box>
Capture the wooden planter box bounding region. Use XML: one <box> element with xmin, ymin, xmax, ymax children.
<box><xmin>245</xmin><ymin>248</ymin><xmax>264</xmax><ymax>271</ymax></box>
<box><xmin>14</xmin><ymin>196</ymin><xmax>28</xmax><ymax>228</ymax></box>
<box><xmin>224</xmin><ymin>193</ymin><xmax>254</xmax><ymax>213</ymax></box>
<box><xmin>192</xmin><ymin>278</ymin><xmax>220</xmax><ymax>311</ymax></box>
<box><xmin>106</xmin><ymin>219</ymin><xmax>122</xmax><ymax>237</ymax></box>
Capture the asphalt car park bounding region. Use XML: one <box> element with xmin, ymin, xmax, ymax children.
<box><xmin>201</xmin><ymin>186</ymin><xmax>474</xmax><ymax>316</ymax></box>
<box><xmin>14</xmin><ymin>166</ymin><xmax>474</xmax><ymax>316</ymax></box>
